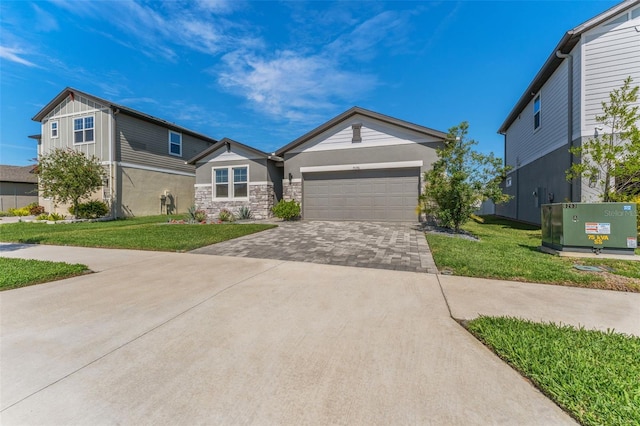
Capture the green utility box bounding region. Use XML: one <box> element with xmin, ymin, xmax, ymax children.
<box><xmin>541</xmin><ymin>203</ymin><xmax>638</xmax><ymax>254</ymax></box>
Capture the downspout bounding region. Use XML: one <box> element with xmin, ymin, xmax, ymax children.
<box><xmin>556</xmin><ymin>50</ymin><xmax>574</xmax><ymax>201</ymax></box>
<box><xmin>111</xmin><ymin>108</ymin><xmax>120</xmax><ymax>218</ymax></box>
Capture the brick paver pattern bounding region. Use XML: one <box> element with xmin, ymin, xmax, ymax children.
<box><xmin>191</xmin><ymin>221</ymin><xmax>438</xmax><ymax>273</ymax></box>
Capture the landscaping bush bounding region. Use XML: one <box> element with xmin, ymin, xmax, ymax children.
<box><xmin>218</xmin><ymin>208</ymin><xmax>235</xmax><ymax>222</ymax></box>
<box><xmin>8</xmin><ymin>206</ymin><xmax>31</xmax><ymax>216</ymax></box>
<box><xmin>28</xmin><ymin>203</ymin><xmax>45</xmax><ymax>216</ymax></box>
<box><xmin>237</xmin><ymin>206</ymin><xmax>253</xmax><ymax>220</ymax></box>
<box><xmin>69</xmin><ymin>200</ymin><xmax>109</xmax><ymax>219</ymax></box>
<box><xmin>271</xmin><ymin>199</ymin><xmax>300</xmax><ymax>220</ymax></box>
<box><xmin>185</xmin><ymin>206</ymin><xmax>208</xmax><ymax>223</ymax></box>
<box><xmin>37</xmin><ymin>212</ymin><xmax>66</xmax><ymax>221</ymax></box>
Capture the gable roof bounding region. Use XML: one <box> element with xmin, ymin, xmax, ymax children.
<box><xmin>186</xmin><ymin>137</ymin><xmax>278</xmax><ymax>165</ymax></box>
<box><xmin>498</xmin><ymin>0</ymin><xmax>639</xmax><ymax>134</ymax></box>
<box><xmin>0</xmin><ymin>165</ymin><xmax>38</xmax><ymax>184</ymax></box>
<box><xmin>32</xmin><ymin>87</ymin><xmax>218</xmax><ymax>144</ymax></box>
<box><xmin>275</xmin><ymin>106</ymin><xmax>447</xmax><ymax>156</ymax></box>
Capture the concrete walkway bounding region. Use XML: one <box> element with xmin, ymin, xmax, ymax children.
<box><xmin>192</xmin><ymin>221</ymin><xmax>438</xmax><ymax>273</ymax></box>
<box><xmin>2</xmin><ymin>244</ymin><xmax>638</xmax><ymax>424</ymax></box>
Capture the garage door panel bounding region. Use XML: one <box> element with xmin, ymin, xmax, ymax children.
<box><xmin>303</xmin><ymin>168</ymin><xmax>419</xmax><ymax>221</ymax></box>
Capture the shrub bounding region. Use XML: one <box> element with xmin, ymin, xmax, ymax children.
<box><xmin>237</xmin><ymin>206</ymin><xmax>253</xmax><ymax>220</ymax></box>
<box><xmin>27</xmin><ymin>203</ymin><xmax>45</xmax><ymax>216</ymax></box>
<box><xmin>69</xmin><ymin>200</ymin><xmax>109</xmax><ymax>219</ymax></box>
<box><xmin>37</xmin><ymin>212</ymin><xmax>66</xmax><ymax>221</ymax></box>
<box><xmin>218</xmin><ymin>209</ymin><xmax>235</xmax><ymax>222</ymax></box>
<box><xmin>8</xmin><ymin>206</ymin><xmax>31</xmax><ymax>216</ymax></box>
<box><xmin>271</xmin><ymin>199</ymin><xmax>300</xmax><ymax>220</ymax></box>
<box><xmin>185</xmin><ymin>206</ymin><xmax>208</xmax><ymax>223</ymax></box>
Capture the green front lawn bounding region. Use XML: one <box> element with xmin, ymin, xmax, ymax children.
<box><xmin>0</xmin><ymin>216</ymin><xmax>277</xmax><ymax>251</ymax></box>
<box><xmin>0</xmin><ymin>258</ymin><xmax>89</xmax><ymax>290</ymax></box>
<box><xmin>426</xmin><ymin>216</ymin><xmax>640</xmax><ymax>291</ymax></box>
<box><xmin>467</xmin><ymin>316</ymin><xmax>640</xmax><ymax>426</ymax></box>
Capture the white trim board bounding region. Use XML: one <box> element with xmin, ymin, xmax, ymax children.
<box><xmin>115</xmin><ymin>162</ymin><xmax>195</xmax><ymax>177</ymax></box>
<box><xmin>300</xmin><ymin>161</ymin><xmax>423</xmax><ymax>173</ymax></box>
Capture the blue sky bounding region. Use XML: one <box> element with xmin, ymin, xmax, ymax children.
<box><xmin>0</xmin><ymin>0</ymin><xmax>619</xmax><ymax>166</ymax></box>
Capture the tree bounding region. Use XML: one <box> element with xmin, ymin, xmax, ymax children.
<box><xmin>567</xmin><ymin>77</ymin><xmax>640</xmax><ymax>201</ymax></box>
<box><xmin>36</xmin><ymin>148</ymin><xmax>106</xmax><ymax>215</ymax></box>
<box><xmin>420</xmin><ymin>122</ymin><xmax>510</xmax><ymax>232</ymax></box>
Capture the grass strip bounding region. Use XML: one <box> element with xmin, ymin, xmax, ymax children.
<box><xmin>0</xmin><ymin>216</ymin><xmax>277</xmax><ymax>251</ymax></box>
<box><xmin>0</xmin><ymin>257</ymin><xmax>89</xmax><ymax>290</ymax></box>
<box><xmin>467</xmin><ymin>316</ymin><xmax>640</xmax><ymax>426</ymax></box>
<box><xmin>426</xmin><ymin>216</ymin><xmax>640</xmax><ymax>290</ymax></box>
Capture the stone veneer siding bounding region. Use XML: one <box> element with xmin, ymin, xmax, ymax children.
<box><xmin>195</xmin><ymin>183</ymin><xmax>275</xmax><ymax>220</ymax></box>
<box><xmin>283</xmin><ymin>181</ymin><xmax>302</xmax><ymax>202</ymax></box>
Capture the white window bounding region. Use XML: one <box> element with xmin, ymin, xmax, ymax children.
<box><xmin>533</xmin><ymin>95</ymin><xmax>541</xmax><ymax>130</ymax></box>
<box><xmin>50</xmin><ymin>121</ymin><xmax>58</xmax><ymax>139</ymax></box>
<box><xmin>74</xmin><ymin>116</ymin><xmax>94</xmax><ymax>143</ymax></box>
<box><xmin>213</xmin><ymin>166</ymin><xmax>249</xmax><ymax>199</ymax></box>
<box><xmin>169</xmin><ymin>130</ymin><xmax>182</xmax><ymax>156</ymax></box>
<box><xmin>506</xmin><ymin>176</ymin><xmax>512</xmax><ymax>188</ymax></box>
<box><xmin>233</xmin><ymin>167</ymin><xmax>248</xmax><ymax>198</ymax></box>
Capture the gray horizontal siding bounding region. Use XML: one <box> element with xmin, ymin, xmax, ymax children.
<box><xmin>116</xmin><ymin>114</ymin><xmax>211</xmax><ymax>174</ymax></box>
<box><xmin>195</xmin><ymin>158</ymin><xmax>269</xmax><ymax>184</ymax></box>
<box><xmin>284</xmin><ymin>142</ymin><xmax>442</xmax><ymax>180</ymax></box>
<box><xmin>583</xmin><ymin>24</ymin><xmax>640</xmax><ymax>132</ymax></box>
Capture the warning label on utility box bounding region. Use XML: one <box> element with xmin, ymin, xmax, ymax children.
<box><xmin>628</xmin><ymin>238</ymin><xmax>638</xmax><ymax>249</ymax></box>
<box><xmin>585</xmin><ymin>222</ymin><xmax>611</xmax><ymax>235</ymax></box>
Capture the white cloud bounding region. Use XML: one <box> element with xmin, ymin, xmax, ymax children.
<box><xmin>32</xmin><ymin>4</ymin><xmax>59</xmax><ymax>32</ymax></box>
<box><xmin>0</xmin><ymin>46</ymin><xmax>38</xmax><ymax>67</ymax></box>
<box><xmin>217</xmin><ymin>49</ymin><xmax>377</xmax><ymax>122</ymax></box>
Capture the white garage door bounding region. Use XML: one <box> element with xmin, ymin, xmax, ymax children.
<box><xmin>303</xmin><ymin>168</ymin><xmax>420</xmax><ymax>221</ymax></box>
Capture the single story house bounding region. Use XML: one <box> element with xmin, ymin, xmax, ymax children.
<box><xmin>191</xmin><ymin>107</ymin><xmax>447</xmax><ymax>221</ymax></box>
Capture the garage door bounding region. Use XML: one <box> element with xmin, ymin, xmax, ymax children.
<box><xmin>303</xmin><ymin>168</ymin><xmax>419</xmax><ymax>221</ymax></box>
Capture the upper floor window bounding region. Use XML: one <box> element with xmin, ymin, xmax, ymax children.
<box><xmin>50</xmin><ymin>121</ymin><xmax>59</xmax><ymax>139</ymax></box>
<box><xmin>213</xmin><ymin>166</ymin><xmax>249</xmax><ymax>199</ymax></box>
<box><xmin>533</xmin><ymin>95</ymin><xmax>541</xmax><ymax>130</ymax></box>
<box><xmin>169</xmin><ymin>130</ymin><xmax>182</xmax><ymax>156</ymax></box>
<box><xmin>74</xmin><ymin>116</ymin><xmax>94</xmax><ymax>143</ymax></box>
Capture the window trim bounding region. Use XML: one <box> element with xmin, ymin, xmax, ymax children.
<box><xmin>73</xmin><ymin>115</ymin><xmax>95</xmax><ymax>144</ymax></box>
<box><xmin>212</xmin><ymin>165</ymin><xmax>250</xmax><ymax>200</ymax></box>
<box><xmin>50</xmin><ymin>121</ymin><xmax>59</xmax><ymax>139</ymax></box>
<box><xmin>168</xmin><ymin>130</ymin><xmax>182</xmax><ymax>157</ymax></box>
<box><xmin>533</xmin><ymin>94</ymin><xmax>541</xmax><ymax>131</ymax></box>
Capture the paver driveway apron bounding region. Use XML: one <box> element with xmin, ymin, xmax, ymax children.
<box><xmin>191</xmin><ymin>220</ymin><xmax>437</xmax><ymax>273</ymax></box>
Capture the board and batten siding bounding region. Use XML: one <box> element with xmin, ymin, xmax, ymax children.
<box><xmin>581</xmin><ymin>18</ymin><xmax>640</xmax><ymax>135</ymax></box>
<box><xmin>116</xmin><ymin>114</ymin><xmax>210</xmax><ymax>174</ymax></box>
<box><xmin>504</xmin><ymin>59</ymin><xmax>571</xmax><ymax>170</ymax></box>
<box><xmin>39</xmin><ymin>94</ymin><xmax>111</xmax><ymax>161</ymax></box>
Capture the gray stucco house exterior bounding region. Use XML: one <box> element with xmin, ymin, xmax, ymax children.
<box><xmin>496</xmin><ymin>0</ymin><xmax>640</xmax><ymax>224</ymax></box>
<box><xmin>187</xmin><ymin>138</ymin><xmax>283</xmax><ymax>220</ymax></box>
<box><xmin>191</xmin><ymin>107</ymin><xmax>446</xmax><ymax>221</ymax></box>
<box><xmin>32</xmin><ymin>88</ymin><xmax>217</xmax><ymax>217</ymax></box>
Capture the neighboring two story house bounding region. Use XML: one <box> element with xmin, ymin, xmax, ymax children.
<box><xmin>32</xmin><ymin>88</ymin><xmax>216</xmax><ymax>217</ymax></box>
<box><xmin>190</xmin><ymin>107</ymin><xmax>447</xmax><ymax>222</ymax></box>
<box><xmin>496</xmin><ymin>0</ymin><xmax>640</xmax><ymax>224</ymax></box>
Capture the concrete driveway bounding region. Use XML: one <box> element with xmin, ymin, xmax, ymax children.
<box><xmin>0</xmin><ymin>250</ymin><xmax>575</xmax><ymax>425</ymax></box>
<box><xmin>192</xmin><ymin>221</ymin><xmax>438</xmax><ymax>273</ymax></box>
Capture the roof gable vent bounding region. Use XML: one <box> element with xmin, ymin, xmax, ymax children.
<box><xmin>352</xmin><ymin>123</ymin><xmax>362</xmax><ymax>143</ymax></box>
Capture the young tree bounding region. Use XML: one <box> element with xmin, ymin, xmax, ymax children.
<box><xmin>567</xmin><ymin>77</ymin><xmax>640</xmax><ymax>201</ymax></box>
<box><xmin>420</xmin><ymin>121</ymin><xmax>510</xmax><ymax>232</ymax></box>
<box><xmin>36</xmin><ymin>148</ymin><xmax>106</xmax><ymax>215</ymax></box>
